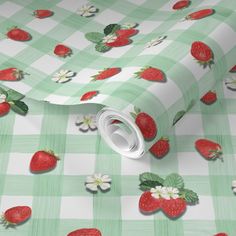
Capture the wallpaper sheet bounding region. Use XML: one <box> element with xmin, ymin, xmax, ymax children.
<box><xmin>0</xmin><ymin>0</ymin><xmax>235</xmax><ymax>236</ymax></box>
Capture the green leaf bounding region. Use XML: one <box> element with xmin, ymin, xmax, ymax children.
<box><xmin>95</xmin><ymin>42</ymin><xmax>111</xmax><ymax>53</ymax></box>
<box><xmin>180</xmin><ymin>188</ymin><xmax>199</xmax><ymax>204</ymax></box>
<box><xmin>85</xmin><ymin>32</ymin><xmax>104</xmax><ymax>43</ymax></box>
<box><xmin>0</xmin><ymin>87</ymin><xmax>8</xmax><ymax>96</ymax></box>
<box><xmin>6</xmin><ymin>89</ymin><xmax>24</xmax><ymax>102</ymax></box>
<box><xmin>130</xmin><ymin>112</ymin><xmax>137</xmax><ymax>120</ymax></box>
<box><xmin>163</xmin><ymin>173</ymin><xmax>184</xmax><ymax>189</ymax></box>
<box><xmin>139</xmin><ymin>180</ymin><xmax>162</xmax><ymax>191</ymax></box>
<box><xmin>134</xmin><ymin>106</ymin><xmax>141</xmax><ymax>114</ymax></box>
<box><xmin>172</xmin><ymin>110</ymin><xmax>185</xmax><ymax>126</ymax></box>
<box><xmin>104</xmin><ymin>24</ymin><xmax>121</xmax><ymax>35</ymax></box>
<box><xmin>10</xmin><ymin>100</ymin><xmax>28</xmax><ymax>115</ymax></box>
<box><xmin>139</xmin><ymin>172</ymin><xmax>164</xmax><ymax>185</ymax></box>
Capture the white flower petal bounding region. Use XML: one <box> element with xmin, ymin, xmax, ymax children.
<box><xmin>66</xmin><ymin>71</ymin><xmax>74</xmax><ymax>77</ymax></box>
<box><xmin>86</xmin><ymin>183</ymin><xmax>98</xmax><ymax>191</ymax></box>
<box><xmin>233</xmin><ymin>187</ymin><xmax>236</xmax><ymax>193</ymax></box>
<box><xmin>86</xmin><ymin>176</ymin><xmax>95</xmax><ymax>183</ymax></box>
<box><xmin>79</xmin><ymin>123</ymin><xmax>89</xmax><ymax>132</ymax></box>
<box><xmin>89</xmin><ymin>6</ymin><xmax>97</xmax><ymax>12</ymax></box>
<box><xmin>101</xmin><ymin>175</ymin><xmax>111</xmax><ymax>182</ymax></box>
<box><xmin>151</xmin><ymin>192</ymin><xmax>160</xmax><ymax>199</ymax></box>
<box><xmin>99</xmin><ymin>182</ymin><xmax>111</xmax><ymax>191</ymax></box>
<box><xmin>94</xmin><ymin>173</ymin><xmax>102</xmax><ymax>179</ymax></box>
<box><xmin>232</xmin><ymin>180</ymin><xmax>236</xmax><ymax>188</ymax></box>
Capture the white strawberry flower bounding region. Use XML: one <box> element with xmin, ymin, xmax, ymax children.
<box><xmin>52</xmin><ymin>70</ymin><xmax>75</xmax><ymax>83</ymax></box>
<box><xmin>85</xmin><ymin>173</ymin><xmax>111</xmax><ymax>192</ymax></box>
<box><xmin>165</xmin><ymin>187</ymin><xmax>179</xmax><ymax>199</ymax></box>
<box><xmin>232</xmin><ymin>180</ymin><xmax>236</xmax><ymax>193</ymax></box>
<box><xmin>225</xmin><ymin>77</ymin><xmax>236</xmax><ymax>91</ymax></box>
<box><xmin>75</xmin><ymin>114</ymin><xmax>97</xmax><ymax>132</ymax></box>
<box><xmin>145</xmin><ymin>36</ymin><xmax>167</xmax><ymax>48</ymax></box>
<box><xmin>151</xmin><ymin>186</ymin><xmax>167</xmax><ymax>199</ymax></box>
<box><xmin>102</xmin><ymin>34</ymin><xmax>117</xmax><ymax>43</ymax></box>
<box><xmin>78</xmin><ymin>4</ymin><xmax>97</xmax><ymax>17</ymax></box>
<box><xmin>0</xmin><ymin>94</ymin><xmax>6</xmax><ymax>103</ymax></box>
<box><xmin>121</xmin><ymin>22</ymin><xmax>137</xmax><ymax>29</ymax></box>
<box><xmin>151</xmin><ymin>186</ymin><xmax>179</xmax><ymax>199</ymax></box>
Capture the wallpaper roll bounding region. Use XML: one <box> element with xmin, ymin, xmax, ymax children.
<box><xmin>0</xmin><ymin>0</ymin><xmax>235</xmax><ymax>158</ymax></box>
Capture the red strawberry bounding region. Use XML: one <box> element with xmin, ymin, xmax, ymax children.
<box><xmin>0</xmin><ymin>68</ymin><xmax>25</xmax><ymax>81</ymax></box>
<box><xmin>139</xmin><ymin>191</ymin><xmax>163</xmax><ymax>214</ymax></box>
<box><xmin>115</xmin><ymin>28</ymin><xmax>138</xmax><ymax>38</ymax></box>
<box><xmin>0</xmin><ymin>102</ymin><xmax>11</xmax><ymax>117</ymax></box>
<box><xmin>7</xmin><ymin>27</ymin><xmax>31</xmax><ymax>41</ymax></box>
<box><xmin>33</xmin><ymin>10</ymin><xmax>53</xmax><ymax>19</ymax></box>
<box><xmin>185</xmin><ymin>9</ymin><xmax>214</xmax><ymax>20</ymax></box>
<box><xmin>230</xmin><ymin>65</ymin><xmax>236</xmax><ymax>73</ymax></box>
<box><xmin>67</xmin><ymin>228</ymin><xmax>102</xmax><ymax>236</ymax></box>
<box><xmin>214</xmin><ymin>233</ymin><xmax>228</xmax><ymax>236</ymax></box>
<box><xmin>1</xmin><ymin>206</ymin><xmax>32</xmax><ymax>227</ymax></box>
<box><xmin>54</xmin><ymin>44</ymin><xmax>72</xmax><ymax>58</ymax></box>
<box><xmin>131</xmin><ymin>107</ymin><xmax>157</xmax><ymax>140</ymax></box>
<box><xmin>91</xmin><ymin>68</ymin><xmax>121</xmax><ymax>81</ymax></box>
<box><xmin>195</xmin><ymin>139</ymin><xmax>222</xmax><ymax>160</ymax></box>
<box><xmin>105</xmin><ymin>37</ymin><xmax>130</xmax><ymax>47</ymax></box>
<box><xmin>172</xmin><ymin>0</ymin><xmax>190</xmax><ymax>10</ymax></box>
<box><xmin>200</xmin><ymin>91</ymin><xmax>217</xmax><ymax>105</ymax></box>
<box><xmin>135</xmin><ymin>66</ymin><xmax>165</xmax><ymax>82</ymax></box>
<box><xmin>161</xmin><ymin>198</ymin><xmax>186</xmax><ymax>218</ymax></box>
<box><xmin>150</xmin><ymin>137</ymin><xmax>170</xmax><ymax>159</ymax></box>
<box><xmin>30</xmin><ymin>150</ymin><xmax>59</xmax><ymax>173</ymax></box>
<box><xmin>80</xmin><ymin>91</ymin><xmax>99</xmax><ymax>101</ymax></box>
<box><xmin>191</xmin><ymin>41</ymin><xmax>214</xmax><ymax>68</ymax></box>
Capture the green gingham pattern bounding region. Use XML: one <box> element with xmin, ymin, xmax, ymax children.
<box><xmin>0</xmin><ymin>0</ymin><xmax>235</xmax><ymax>150</ymax></box>
<box><xmin>0</xmin><ymin>78</ymin><xmax>236</xmax><ymax>236</ymax></box>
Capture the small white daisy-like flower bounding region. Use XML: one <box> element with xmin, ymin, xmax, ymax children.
<box><xmin>75</xmin><ymin>114</ymin><xmax>97</xmax><ymax>132</ymax></box>
<box><xmin>0</xmin><ymin>94</ymin><xmax>7</xmax><ymax>103</ymax></box>
<box><xmin>151</xmin><ymin>186</ymin><xmax>167</xmax><ymax>199</ymax></box>
<box><xmin>145</xmin><ymin>36</ymin><xmax>167</xmax><ymax>48</ymax></box>
<box><xmin>85</xmin><ymin>173</ymin><xmax>111</xmax><ymax>192</ymax></box>
<box><xmin>165</xmin><ymin>187</ymin><xmax>179</xmax><ymax>199</ymax></box>
<box><xmin>52</xmin><ymin>70</ymin><xmax>75</xmax><ymax>83</ymax></box>
<box><xmin>102</xmin><ymin>34</ymin><xmax>117</xmax><ymax>43</ymax></box>
<box><xmin>225</xmin><ymin>77</ymin><xmax>236</xmax><ymax>91</ymax></box>
<box><xmin>232</xmin><ymin>180</ymin><xmax>236</xmax><ymax>193</ymax></box>
<box><xmin>150</xmin><ymin>186</ymin><xmax>179</xmax><ymax>199</ymax></box>
<box><xmin>78</xmin><ymin>4</ymin><xmax>97</xmax><ymax>17</ymax></box>
<box><xmin>121</xmin><ymin>22</ymin><xmax>137</xmax><ymax>29</ymax></box>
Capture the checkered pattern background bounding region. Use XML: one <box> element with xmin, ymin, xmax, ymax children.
<box><xmin>0</xmin><ymin>0</ymin><xmax>236</xmax><ymax>235</ymax></box>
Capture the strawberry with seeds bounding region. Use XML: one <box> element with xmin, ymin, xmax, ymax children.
<box><xmin>200</xmin><ymin>91</ymin><xmax>217</xmax><ymax>105</ymax></box>
<box><xmin>230</xmin><ymin>65</ymin><xmax>236</xmax><ymax>73</ymax></box>
<box><xmin>172</xmin><ymin>0</ymin><xmax>190</xmax><ymax>10</ymax></box>
<box><xmin>161</xmin><ymin>198</ymin><xmax>186</xmax><ymax>218</ymax></box>
<box><xmin>80</xmin><ymin>91</ymin><xmax>99</xmax><ymax>101</ymax></box>
<box><xmin>1</xmin><ymin>206</ymin><xmax>32</xmax><ymax>227</ymax></box>
<box><xmin>34</xmin><ymin>10</ymin><xmax>54</xmax><ymax>19</ymax></box>
<box><xmin>195</xmin><ymin>139</ymin><xmax>222</xmax><ymax>160</ymax></box>
<box><xmin>150</xmin><ymin>137</ymin><xmax>170</xmax><ymax>159</ymax></box>
<box><xmin>115</xmin><ymin>28</ymin><xmax>138</xmax><ymax>38</ymax></box>
<box><xmin>67</xmin><ymin>228</ymin><xmax>102</xmax><ymax>236</ymax></box>
<box><xmin>30</xmin><ymin>150</ymin><xmax>59</xmax><ymax>173</ymax></box>
<box><xmin>185</xmin><ymin>9</ymin><xmax>214</xmax><ymax>20</ymax></box>
<box><xmin>54</xmin><ymin>44</ymin><xmax>72</xmax><ymax>58</ymax></box>
<box><xmin>105</xmin><ymin>37</ymin><xmax>130</xmax><ymax>47</ymax></box>
<box><xmin>7</xmin><ymin>27</ymin><xmax>31</xmax><ymax>41</ymax></box>
<box><xmin>0</xmin><ymin>68</ymin><xmax>25</xmax><ymax>81</ymax></box>
<box><xmin>135</xmin><ymin>66</ymin><xmax>166</xmax><ymax>82</ymax></box>
<box><xmin>91</xmin><ymin>67</ymin><xmax>121</xmax><ymax>81</ymax></box>
<box><xmin>130</xmin><ymin>107</ymin><xmax>157</xmax><ymax>140</ymax></box>
<box><xmin>191</xmin><ymin>41</ymin><xmax>214</xmax><ymax>68</ymax></box>
<box><xmin>214</xmin><ymin>233</ymin><xmax>228</xmax><ymax>236</ymax></box>
<box><xmin>0</xmin><ymin>102</ymin><xmax>11</xmax><ymax>117</ymax></box>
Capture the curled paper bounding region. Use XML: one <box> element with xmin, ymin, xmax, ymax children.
<box><xmin>0</xmin><ymin>0</ymin><xmax>235</xmax><ymax>158</ymax></box>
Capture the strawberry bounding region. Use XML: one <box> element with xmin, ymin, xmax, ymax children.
<box><xmin>7</xmin><ymin>27</ymin><xmax>31</xmax><ymax>41</ymax></box>
<box><xmin>200</xmin><ymin>91</ymin><xmax>217</xmax><ymax>105</ymax></box>
<box><xmin>135</xmin><ymin>66</ymin><xmax>165</xmax><ymax>82</ymax></box>
<box><xmin>54</xmin><ymin>44</ymin><xmax>72</xmax><ymax>58</ymax></box>
<box><xmin>161</xmin><ymin>198</ymin><xmax>187</xmax><ymax>218</ymax></box>
<box><xmin>191</xmin><ymin>41</ymin><xmax>214</xmax><ymax>68</ymax></box>
<box><xmin>172</xmin><ymin>0</ymin><xmax>190</xmax><ymax>10</ymax></box>
<box><xmin>105</xmin><ymin>37</ymin><xmax>130</xmax><ymax>47</ymax></box>
<box><xmin>33</xmin><ymin>10</ymin><xmax>53</xmax><ymax>19</ymax></box>
<box><xmin>150</xmin><ymin>137</ymin><xmax>170</xmax><ymax>159</ymax></box>
<box><xmin>139</xmin><ymin>191</ymin><xmax>163</xmax><ymax>214</ymax></box>
<box><xmin>67</xmin><ymin>228</ymin><xmax>102</xmax><ymax>236</ymax></box>
<box><xmin>0</xmin><ymin>102</ymin><xmax>11</xmax><ymax>117</ymax></box>
<box><xmin>115</xmin><ymin>28</ymin><xmax>138</xmax><ymax>38</ymax></box>
<box><xmin>230</xmin><ymin>65</ymin><xmax>236</xmax><ymax>73</ymax></box>
<box><xmin>214</xmin><ymin>233</ymin><xmax>228</xmax><ymax>236</ymax></box>
<box><xmin>0</xmin><ymin>68</ymin><xmax>25</xmax><ymax>81</ymax></box>
<box><xmin>1</xmin><ymin>206</ymin><xmax>32</xmax><ymax>227</ymax></box>
<box><xmin>91</xmin><ymin>68</ymin><xmax>121</xmax><ymax>81</ymax></box>
<box><xmin>131</xmin><ymin>107</ymin><xmax>157</xmax><ymax>140</ymax></box>
<box><xmin>30</xmin><ymin>150</ymin><xmax>59</xmax><ymax>173</ymax></box>
<box><xmin>80</xmin><ymin>91</ymin><xmax>99</xmax><ymax>101</ymax></box>
<box><xmin>185</xmin><ymin>9</ymin><xmax>214</xmax><ymax>20</ymax></box>
<box><xmin>195</xmin><ymin>139</ymin><xmax>222</xmax><ymax>160</ymax></box>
